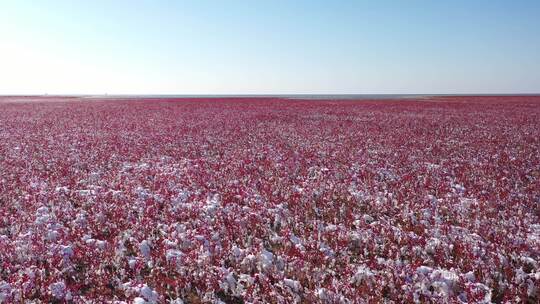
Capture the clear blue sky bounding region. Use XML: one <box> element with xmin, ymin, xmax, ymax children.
<box><xmin>1</xmin><ymin>0</ymin><xmax>539</xmax><ymax>94</ymax></box>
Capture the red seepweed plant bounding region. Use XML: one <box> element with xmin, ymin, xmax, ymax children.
<box><xmin>0</xmin><ymin>96</ymin><xmax>539</xmax><ymax>303</ymax></box>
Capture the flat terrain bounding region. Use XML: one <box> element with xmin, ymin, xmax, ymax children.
<box><xmin>0</xmin><ymin>96</ymin><xmax>539</xmax><ymax>303</ymax></box>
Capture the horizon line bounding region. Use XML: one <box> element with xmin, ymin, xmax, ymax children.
<box><xmin>2</xmin><ymin>93</ymin><xmax>540</xmax><ymax>98</ymax></box>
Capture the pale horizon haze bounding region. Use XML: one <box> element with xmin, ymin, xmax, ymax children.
<box><xmin>1</xmin><ymin>0</ymin><xmax>539</xmax><ymax>95</ymax></box>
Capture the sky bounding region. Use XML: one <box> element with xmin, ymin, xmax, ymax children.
<box><xmin>0</xmin><ymin>0</ymin><xmax>539</xmax><ymax>95</ymax></box>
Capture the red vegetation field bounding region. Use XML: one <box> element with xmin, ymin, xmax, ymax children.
<box><xmin>0</xmin><ymin>96</ymin><xmax>539</xmax><ymax>303</ymax></box>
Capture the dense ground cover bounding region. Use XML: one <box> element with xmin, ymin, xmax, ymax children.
<box><xmin>0</xmin><ymin>96</ymin><xmax>539</xmax><ymax>303</ymax></box>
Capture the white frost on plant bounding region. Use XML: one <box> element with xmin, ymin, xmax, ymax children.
<box><xmin>363</xmin><ymin>214</ymin><xmax>375</xmax><ymax>224</ymax></box>
<box><xmin>96</xmin><ymin>240</ymin><xmax>107</xmax><ymax>250</ymax></box>
<box><xmin>77</xmin><ymin>189</ymin><xmax>96</xmax><ymax>196</ymax></box>
<box><xmin>283</xmin><ymin>278</ymin><xmax>301</xmax><ymax>293</ymax></box>
<box><xmin>172</xmin><ymin>190</ymin><xmax>189</xmax><ymax>208</ymax></box>
<box><xmin>231</xmin><ymin>245</ymin><xmax>243</xmax><ymax>260</ymax></box>
<box><xmin>290</xmin><ymin>234</ymin><xmax>301</xmax><ymax>245</ymax></box>
<box><xmin>133</xmin><ymin>297</ymin><xmax>146</xmax><ymax>304</ymax></box>
<box><xmin>316</xmin><ymin>288</ymin><xmax>327</xmax><ymax>300</ymax></box>
<box><xmin>49</xmin><ymin>281</ymin><xmax>66</xmax><ymax>299</ymax></box>
<box><xmin>319</xmin><ymin>242</ymin><xmax>334</xmax><ymax>257</ymax></box>
<box><xmin>47</xmin><ymin>229</ymin><xmax>59</xmax><ymax>241</ymax></box>
<box><xmin>140</xmin><ymin>284</ymin><xmax>158</xmax><ymax>303</ymax></box>
<box><xmin>416</xmin><ymin>266</ymin><xmax>433</xmax><ymax>275</ymax></box>
<box><xmin>220</xmin><ymin>270</ymin><xmax>236</xmax><ymax>292</ymax></box>
<box><xmin>204</xmin><ymin>193</ymin><xmax>221</xmax><ymax>215</ymax></box>
<box><xmin>430</xmin><ymin>269</ymin><xmax>459</xmax><ymax>297</ymax></box>
<box><xmin>35</xmin><ymin>206</ymin><xmax>51</xmax><ymax>225</ymax></box>
<box><xmin>325</xmin><ymin>224</ymin><xmax>338</xmax><ymax>232</ymax></box>
<box><xmin>290</xmin><ymin>234</ymin><xmax>306</xmax><ymax>251</ymax></box>
<box><xmin>74</xmin><ymin>211</ymin><xmax>88</xmax><ymax>228</ymax></box>
<box><xmin>166</xmin><ymin>249</ymin><xmax>183</xmax><ymax>263</ymax></box>
<box><xmin>55</xmin><ymin>186</ymin><xmax>70</xmax><ymax>194</ymax></box>
<box><xmin>61</xmin><ymin>245</ymin><xmax>74</xmax><ymax>259</ymax></box>
<box><xmin>351</xmin><ymin>265</ymin><xmax>375</xmax><ymax>285</ymax></box>
<box><xmin>259</xmin><ymin>249</ymin><xmax>274</xmax><ymax>270</ymax></box>
<box><xmin>0</xmin><ymin>282</ymin><xmax>12</xmax><ymax>302</ymax></box>
<box><xmin>140</xmin><ymin>240</ymin><xmax>151</xmax><ymax>259</ymax></box>
<box><xmin>128</xmin><ymin>258</ymin><xmax>137</xmax><ymax>269</ymax></box>
<box><xmin>426</xmin><ymin>237</ymin><xmax>441</xmax><ymax>254</ymax></box>
<box><xmin>415</xmin><ymin>266</ymin><xmax>461</xmax><ymax>299</ymax></box>
<box><xmin>463</xmin><ymin>283</ymin><xmax>492</xmax><ymax>304</ymax></box>
<box><xmin>464</xmin><ymin>271</ymin><xmax>475</xmax><ymax>282</ymax></box>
